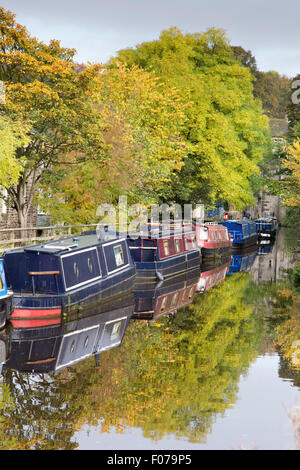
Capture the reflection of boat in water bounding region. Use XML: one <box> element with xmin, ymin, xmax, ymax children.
<box><xmin>196</xmin><ymin>259</ymin><xmax>231</xmax><ymax>293</ymax></box>
<box><xmin>257</xmin><ymin>239</ymin><xmax>275</xmax><ymax>255</ymax></box>
<box><xmin>3</xmin><ymin>230</ymin><xmax>136</xmax><ymax>324</ymax></box>
<box><xmin>4</xmin><ymin>292</ymin><xmax>134</xmax><ymax>373</ymax></box>
<box><xmin>227</xmin><ymin>247</ymin><xmax>257</xmax><ymax>275</ymax></box>
<box><xmin>133</xmin><ymin>268</ymin><xmax>200</xmax><ymax>321</ymax></box>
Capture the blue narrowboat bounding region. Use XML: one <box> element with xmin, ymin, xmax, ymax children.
<box><xmin>3</xmin><ymin>231</ymin><xmax>136</xmax><ymax>323</ymax></box>
<box><xmin>133</xmin><ymin>268</ymin><xmax>200</xmax><ymax>321</ymax></box>
<box><xmin>255</xmin><ymin>217</ymin><xmax>278</xmax><ymax>239</ymax></box>
<box><xmin>219</xmin><ymin>219</ymin><xmax>258</xmax><ymax>250</ymax></box>
<box><xmin>0</xmin><ymin>259</ymin><xmax>12</xmax><ymax>329</ymax></box>
<box><xmin>5</xmin><ymin>291</ymin><xmax>134</xmax><ymax>373</ymax></box>
<box><xmin>127</xmin><ymin>224</ymin><xmax>201</xmax><ymax>283</ymax></box>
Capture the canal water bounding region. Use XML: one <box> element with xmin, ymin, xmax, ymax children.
<box><xmin>0</xmin><ymin>229</ymin><xmax>300</xmax><ymax>450</ymax></box>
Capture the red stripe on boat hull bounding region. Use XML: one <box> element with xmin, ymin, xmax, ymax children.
<box><xmin>10</xmin><ymin>308</ymin><xmax>62</xmax><ymax>328</ymax></box>
<box><xmin>11</xmin><ymin>308</ymin><xmax>62</xmax><ymax>319</ymax></box>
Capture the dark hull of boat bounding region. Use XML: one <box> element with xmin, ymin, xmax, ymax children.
<box><xmin>134</xmin><ymin>250</ymin><xmax>201</xmax><ymax>283</ymax></box>
<box><xmin>201</xmin><ymin>246</ymin><xmax>232</xmax><ymax>259</ymax></box>
<box><xmin>0</xmin><ymin>295</ymin><xmax>12</xmax><ymax>329</ymax></box>
<box><xmin>232</xmin><ymin>234</ymin><xmax>258</xmax><ymax>251</ymax></box>
<box><xmin>11</xmin><ymin>267</ymin><xmax>136</xmax><ymax>314</ymax></box>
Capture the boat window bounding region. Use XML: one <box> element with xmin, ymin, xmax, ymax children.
<box><xmin>160</xmin><ymin>296</ymin><xmax>167</xmax><ymax>312</ymax></box>
<box><xmin>171</xmin><ymin>292</ymin><xmax>179</xmax><ymax>307</ymax></box>
<box><xmin>114</xmin><ymin>245</ymin><xmax>125</xmax><ymax>266</ymax></box>
<box><xmin>88</xmin><ymin>257</ymin><xmax>93</xmax><ymax>273</ymax></box>
<box><xmin>163</xmin><ymin>240</ymin><xmax>170</xmax><ymax>256</ymax></box>
<box><xmin>111</xmin><ymin>322</ymin><xmax>121</xmax><ymax>340</ymax></box>
<box><xmin>74</xmin><ymin>262</ymin><xmax>79</xmax><ymax>278</ymax></box>
<box><xmin>175</xmin><ymin>238</ymin><xmax>181</xmax><ymax>253</ymax></box>
<box><xmin>219</xmin><ymin>231</ymin><xmax>223</xmax><ymax>240</ymax></box>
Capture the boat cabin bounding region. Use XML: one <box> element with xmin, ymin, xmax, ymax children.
<box><xmin>127</xmin><ymin>224</ymin><xmax>201</xmax><ymax>282</ymax></box>
<box><xmin>3</xmin><ymin>231</ymin><xmax>136</xmax><ymax>316</ymax></box>
<box><xmin>194</xmin><ymin>223</ymin><xmax>232</xmax><ymax>258</ymax></box>
<box><xmin>219</xmin><ymin>219</ymin><xmax>258</xmax><ymax>248</ymax></box>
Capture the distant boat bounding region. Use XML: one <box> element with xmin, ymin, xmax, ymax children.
<box><xmin>194</xmin><ymin>222</ymin><xmax>232</xmax><ymax>259</ymax></box>
<box><xmin>133</xmin><ymin>268</ymin><xmax>200</xmax><ymax>321</ymax></box>
<box><xmin>0</xmin><ymin>259</ymin><xmax>12</xmax><ymax>329</ymax></box>
<box><xmin>219</xmin><ymin>219</ymin><xmax>258</xmax><ymax>250</ymax></box>
<box><xmin>255</xmin><ymin>217</ymin><xmax>278</xmax><ymax>239</ymax></box>
<box><xmin>126</xmin><ymin>224</ymin><xmax>201</xmax><ymax>283</ymax></box>
<box><xmin>4</xmin><ymin>291</ymin><xmax>134</xmax><ymax>373</ymax></box>
<box><xmin>3</xmin><ymin>230</ymin><xmax>136</xmax><ymax>324</ymax></box>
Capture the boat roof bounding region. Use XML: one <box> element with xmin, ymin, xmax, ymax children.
<box><xmin>5</xmin><ymin>229</ymin><xmax>121</xmax><ymax>256</ymax></box>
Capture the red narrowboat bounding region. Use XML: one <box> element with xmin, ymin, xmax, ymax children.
<box><xmin>194</xmin><ymin>223</ymin><xmax>232</xmax><ymax>259</ymax></box>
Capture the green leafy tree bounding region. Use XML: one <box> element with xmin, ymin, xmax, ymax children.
<box><xmin>110</xmin><ymin>27</ymin><xmax>270</xmax><ymax>209</ymax></box>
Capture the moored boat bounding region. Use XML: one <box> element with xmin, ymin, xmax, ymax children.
<box><xmin>255</xmin><ymin>217</ymin><xmax>278</xmax><ymax>239</ymax></box>
<box><xmin>219</xmin><ymin>219</ymin><xmax>258</xmax><ymax>250</ymax></box>
<box><xmin>194</xmin><ymin>222</ymin><xmax>232</xmax><ymax>259</ymax></box>
<box><xmin>0</xmin><ymin>259</ymin><xmax>13</xmax><ymax>329</ymax></box>
<box><xmin>3</xmin><ymin>230</ymin><xmax>136</xmax><ymax>323</ymax></box>
<box><xmin>126</xmin><ymin>224</ymin><xmax>201</xmax><ymax>283</ymax></box>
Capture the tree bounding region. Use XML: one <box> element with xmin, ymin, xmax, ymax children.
<box><xmin>38</xmin><ymin>63</ymin><xmax>188</xmax><ymax>224</ymax></box>
<box><xmin>0</xmin><ymin>116</ymin><xmax>29</xmax><ymax>188</ymax></box>
<box><xmin>109</xmin><ymin>27</ymin><xmax>270</xmax><ymax>209</ymax></box>
<box><xmin>0</xmin><ymin>6</ymin><xmax>107</xmax><ymax>229</ymax></box>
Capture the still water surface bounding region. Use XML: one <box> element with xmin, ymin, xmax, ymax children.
<box><xmin>1</xmin><ymin>229</ymin><xmax>300</xmax><ymax>450</ymax></box>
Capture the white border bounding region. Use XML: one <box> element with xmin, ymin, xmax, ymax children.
<box><xmin>61</xmin><ymin>247</ymin><xmax>102</xmax><ymax>292</ymax></box>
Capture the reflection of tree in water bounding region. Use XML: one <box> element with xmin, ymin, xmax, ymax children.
<box><xmin>0</xmin><ymin>272</ymin><xmax>266</xmax><ymax>449</ymax></box>
<box><xmin>0</xmin><ymin>366</ymin><xmax>99</xmax><ymax>450</ymax></box>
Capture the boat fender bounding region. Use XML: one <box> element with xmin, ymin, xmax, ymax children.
<box><xmin>156</xmin><ymin>271</ymin><xmax>164</xmax><ymax>282</ymax></box>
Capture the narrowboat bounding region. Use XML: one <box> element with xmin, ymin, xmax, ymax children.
<box><xmin>5</xmin><ymin>291</ymin><xmax>134</xmax><ymax>373</ymax></box>
<box><xmin>126</xmin><ymin>224</ymin><xmax>201</xmax><ymax>283</ymax></box>
<box><xmin>194</xmin><ymin>222</ymin><xmax>232</xmax><ymax>260</ymax></box>
<box><xmin>133</xmin><ymin>268</ymin><xmax>200</xmax><ymax>321</ymax></box>
<box><xmin>255</xmin><ymin>217</ymin><xmax>278</xmax><ymax>239</ymax></box>
<box><xmin>196</xmin><ymin>259</ymin><xmax>230</xmax><ymax>293</ymax></box>
<box><xmin>219</xmin><ymin>219</ymin><xmax>258</xmax><ymax>250</ymax></box>
<box><xmin>0</xmin><ymin>259</ymin><xmax>12</xmax><ymax>329</ymax></box>
<box><xmin>3</xmin><ymin>230</ymin><xmax>136</xmax><ymax>323</ymax></box>
<box><xmin>227</xmin><ymin>248</ymin><xmax>257</xmax><ymax>275</ymax></box>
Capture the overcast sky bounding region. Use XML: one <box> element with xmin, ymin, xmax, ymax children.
<box><xmin>1</xmin><ymin>0</ymin><xmax>299</xmax><ymax>77</ymax></box>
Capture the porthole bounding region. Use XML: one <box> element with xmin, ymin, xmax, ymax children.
<box><xmin>88</xmin><ymin>258</ymin><xmax>93</xmax><ymax>273</ymax></box>
<box><xmin>74</xmin><ymin>262</ymin><xmax>79</xmax><ymax>278</ymax></box>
